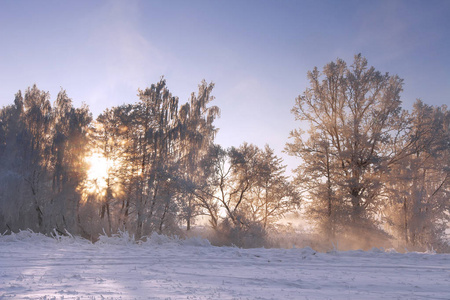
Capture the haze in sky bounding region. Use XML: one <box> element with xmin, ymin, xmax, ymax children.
<box><xmin>1</xmin><ymin>0</ymin><xmax>449</xmax><ymax>172</ymax></box>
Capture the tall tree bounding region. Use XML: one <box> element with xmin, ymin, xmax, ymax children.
<box><xmin>135</xmin><ymin>78</ymin><xmax>180</xmax><ymax>237</ymax></box>
<box><xmin>286</xmin><ymin>54</ymin><xmax>404</xmax><ymax>243</ymax></box>
<box><xmin>385</xmin><ymin>100</ymin><xmax>450</xmax><ymax>249</ymax></box>
<box><xmin>76</xmin><ymin>78</ymin><xmax>220</xmax><ymax>238</ymax></box>
<box><xmin>0</xmin><ymin>91</ymin><xmax>27</xmax><ymax>232</ymax></box>
<box><xmin>51</xmin><ymin>89</ymin><xmax>91</xmax><ymax>233</ymax></box>
<box><xmin>177</xmin><ymin>80</ymin><xmax>220</xmax><ymax>230</ymax></box>
<box><xmin>0</xmin><ymin>86</ymin><xmax>91</xmax><ymax>234</ymax></box>
<box><xmin>22</xmin><ymin>85</ymin><xmax>54</xmax><ymax>230</ymax></box>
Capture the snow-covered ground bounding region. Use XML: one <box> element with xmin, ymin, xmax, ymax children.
<box><xmin>1</xmin><ymin>231</ymin><xmax>449</xmax><ymax>299</ymax></box>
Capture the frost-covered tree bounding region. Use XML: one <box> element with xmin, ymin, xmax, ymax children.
<box><xmin>286</xmin><ymin>54</ymin><xmax>404</xmax><ymax>244</ymax></box>
<box><xmin>21</xmin><ymin>86</ymin><xmax>54</xmax><ymax>230</ymax></box>
<box><xmin>73</xmin><ymin>78</ymin><xmax>219</xmax><ymax>238</ymax></box>
<box><xmin>176</xmin><ymin>80</ymin><xmax>220</xmax><ymax>230</ymax></box>
<box><xmin>385</xmin><ymin>100</ymin><xmax>449</xmax><ymax>250</ymax></box>
<box><xmin>0</xmin><ymin>86</ymin><xmax>91</xmax><ymax>234</ymax></box>
<box><xmin>194</xmin><ymin>143</ymin><xmax>298</xmax><ymax>243</ymax></box>
<box><xmin>133</xmin><ymin>79</ymin><xmax>183</xmax><ymax>237</ymax></box>
<box><xmin>50</xmin><ymin>89</ymin><xmax>91</xmax><ymax>233</ymax></box>
<box><xmin>241</xmin><ymin>145</ymin><xmax>299</xmax><ymax>229</ymax></box>
<box><xmin>0</xmin><ymin>91</ymin><xmax>29</xmax><ymax>232</ymax></box>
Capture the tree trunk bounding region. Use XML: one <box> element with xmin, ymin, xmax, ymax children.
<box><xmin>403</xmin><ymin>196</ymin><xmax>408</xmax><ymax>244</ymax></box>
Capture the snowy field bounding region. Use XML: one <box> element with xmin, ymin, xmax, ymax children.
<box><xmin>1</xmin><ymin>231</ymin><xmax>449</xmax><ymax>300</ymax></box>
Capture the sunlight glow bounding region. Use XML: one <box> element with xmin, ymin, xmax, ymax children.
<box><xmin>85</xmin><ymin>152</ymin><xmax>109</xmax><ymax>196</ymax></box>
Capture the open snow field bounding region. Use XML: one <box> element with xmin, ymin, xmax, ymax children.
<box><xmin>0</xmin><ymin>232</ymin><xmax>449</xmax><ymax>300</ymax></box>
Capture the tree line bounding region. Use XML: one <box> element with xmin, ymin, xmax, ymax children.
<box><xmin>0</xmin><ymin>78</ymin><xmax>296</xmax><ymax>247</ymax></box>
<box><xmin>0</xmin><ymin>55</ymin><xmax>449</xmax><ymax>250</ymax></box>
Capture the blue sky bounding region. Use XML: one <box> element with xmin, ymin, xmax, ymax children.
<box><xmin>1</xmin><ymin>0</ymin><xmax>449</xmax><ymax>173</ymax></box>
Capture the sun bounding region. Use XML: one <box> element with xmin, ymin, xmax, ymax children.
<box><xmin>85</xmin><ymin>152</ymin><xmax>109</xmax><ymax>195</ymax></box>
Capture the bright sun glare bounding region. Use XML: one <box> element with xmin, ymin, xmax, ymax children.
<box><xmin>85</xmin><ymin>152</ymin><xmax>109</xmax><ymax>195</ymax></box>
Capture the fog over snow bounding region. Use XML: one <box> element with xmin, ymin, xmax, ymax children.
<box><xmin>1</xmin><ymin>231</ymin><xmax>449</xmax><ymax>299</ymax></box>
